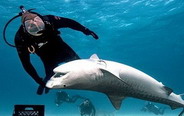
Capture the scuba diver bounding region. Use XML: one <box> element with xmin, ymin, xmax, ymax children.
<box><xmin>141</xmin><ymin>102</ymin><xmax>166</xmax><ymax>115</ymax></box>
<box><xmin>3</xmin><ymin>6</ymin><xmax>99</xmax><ymax>95</ymax></box>
<box><xmin>79</xmin><ymin>99</ymin><xmax>96</xmax><ymax>116</ymax></box>
<box><xmin>55</xmin><ymin>91</ymin><xmax>87</xmax><ymax>107</ymax></box>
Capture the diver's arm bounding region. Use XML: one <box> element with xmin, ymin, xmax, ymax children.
<box><xmin>55</xmin><ymin>96</ymin><xmax>62</xmax><ymax>106</ymax></box>
<box><xmin>55</xmin><ymin>92</ymin><xmax>60</xmax><ymax>106</ymax></box>
<box><xmin>18</xmin><ymin>52</ymin><xmax>45</xmax><ymax>87</ymax></box>
<box><xmin>47</xmin><ymin>15</ymin><xmax>98</xmax><ymax>39</ymax></box>
<box><xmin>15</xmin><ymin>35</ymin><xmax>45</xmax><ymax>87</ymax></box>
<box><xmin>72</xmin><ymin>95</ymin><xmax>86</xmax><ymax>102</ymax></box>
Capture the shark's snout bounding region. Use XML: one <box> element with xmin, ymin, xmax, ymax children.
<box><xmin>46</xmin><ymin>80</ymin><xmax>54</xmax><ymax>88</ymax></box>
<box><xmin>46</xmin><ymin>78</ymin><xmax>67</xmax><ymax>89</ymax></box>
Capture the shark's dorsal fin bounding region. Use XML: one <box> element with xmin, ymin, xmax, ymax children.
<box><xmin>107</xmin><ymin>94</ymin><xmax>126</xmax><ymax>110</ymax></box>
<box><xmin>178</xmin><ymin>93</ymin><xmax>184</xmax><ymax>100</ymax></box>
<box><xmin>90</xmin><ymin>54</ymin><xmax>99</xmax><ymax>60</ymax></box>
<box><xmin>163</xmin><ymin>86</ymin><xmax>173</xmax><ymax>95</ymax></box>
<box><xmin>179</xmin><ymin>93</ymin><xmax>184</xmax><ymax>98</ymax></box>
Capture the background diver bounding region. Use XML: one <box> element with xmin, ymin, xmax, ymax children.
<box><xmin>141</xmin><ymin>102</ymin><xmax>166</xmax><ymax>115</ymax></box>
<box><xmin>55</xmin><ymin>91</ymin><xmax>87</xmax><ymax>107</ymax></box>
<box><xmin>9</xmin><ymin>6</ymin><xmax>99</xmax><ymax>95</ymax></box>
<box><xmin>79</xmin><ymin>99</ymin><xmax>96</xmax><ymax>116</ymax></box>
<box><xmin>55</xmin><ymin>91</ymin><xmax>96</xmax><ymax>116</ymax></box>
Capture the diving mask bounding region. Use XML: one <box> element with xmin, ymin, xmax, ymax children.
<box><xmin>24</xmin><ymin>16</ymin><xmax>45</xmax><ymax>36</ymax></box>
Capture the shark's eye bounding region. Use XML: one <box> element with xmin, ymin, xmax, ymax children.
<box><xmin>53</xmin><ymin>73</ymin><xmax>65</xmax><ymax>78</ymax></box>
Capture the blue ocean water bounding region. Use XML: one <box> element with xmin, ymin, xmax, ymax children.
<box><xmin>0</xmin><ymin>0</ymin><xmax>184</xmax><ymax>115</ymax></box>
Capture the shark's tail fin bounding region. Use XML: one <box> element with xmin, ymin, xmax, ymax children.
<box><xmin>169</xmin><ymin>93</ymin><xmax>184</xmax><ymax>110</ymax></box>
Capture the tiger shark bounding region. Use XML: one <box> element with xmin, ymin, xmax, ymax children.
<box><xmin>46</xmin><ymin>54</ymin><xmax>184</xmax><ymax>115</ymax></box>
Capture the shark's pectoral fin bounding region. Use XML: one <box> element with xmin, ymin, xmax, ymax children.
<box><xmin>100</xmin><ymin>69</ymin><xmax>130</xmax><ymax>86</ymax></box>
<box><xmin>163</xmin><ymin>86</ymin><xmax>173</xmax><ymax>95</ymax></box>
<box><xmin>107</xmin><ymin>94</ymin><xmax>126</xmax><ymax>110</ymax></box>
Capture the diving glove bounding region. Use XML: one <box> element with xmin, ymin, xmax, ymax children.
<box><xmin>36</xmin><ymin>77</ymin><xmax>50</xmax><ymax>95</ymax></box>
<box><xmin>37</xmin><ymin>78</ymin><xmax>46</xmax><ymax>87</ymax></box>
<box><xmin>84</xmin><ymin>28</ymin><xmax>99</xmax><ymax>40</ymax></box>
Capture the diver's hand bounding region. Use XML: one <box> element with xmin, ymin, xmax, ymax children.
<box><xmin>37</xmin><ymin>78</ymin><xmax>46</xmax><ymax>87</ymax></box>
<box><xmin>84</xmin><ymin>28</ymin><xmax>99</xmax><ymax>40</ymax></box>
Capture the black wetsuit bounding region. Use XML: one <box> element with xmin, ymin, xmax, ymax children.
<box><xmin>14</xmin><ymin>15</ymin><xmax>96</xmax><ymax>93</ymax></box>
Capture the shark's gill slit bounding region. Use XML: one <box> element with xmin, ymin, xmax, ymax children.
<box><xmin>54</xmin><ymin>72</ymin><xmax>65</xmax><ymax>78</ymax></box>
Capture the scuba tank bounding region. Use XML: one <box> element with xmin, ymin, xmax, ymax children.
<box><xmin>3</xmin><ymin>5</ymin><xmax>35</xmax><ymax>47</ymax></box>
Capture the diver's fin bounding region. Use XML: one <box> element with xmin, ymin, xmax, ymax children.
<box><xmin>90</xmin><ymin>54</ymin><xmax>99</xmax><ymax>60</ymax></box>
<box><xmin>107</xmin><ymin>94</ymin><xmax>126</xmax><ymax>110</ymax></box>
<box><xmin>163</xmin><ymin>86</ymin><xmax>173</xmax><ymax>95</ymax></box>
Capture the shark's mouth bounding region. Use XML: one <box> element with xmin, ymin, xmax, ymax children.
<box><xmin>46</xmin><ymin>72</ymin><xmax>67</xmax><ymax>88</ymax></box>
